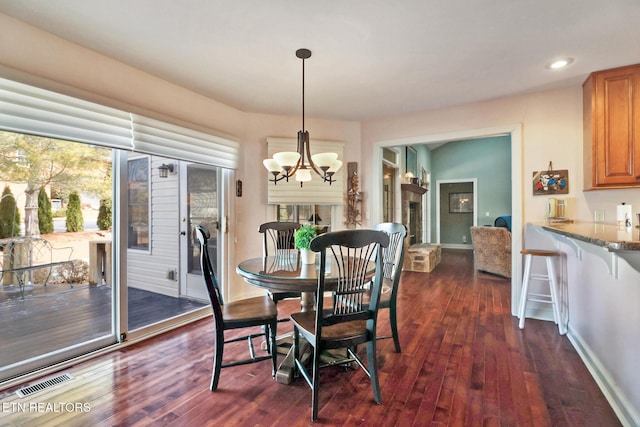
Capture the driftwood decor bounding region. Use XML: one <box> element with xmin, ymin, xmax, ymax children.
<box><xmin>345</xmin><ymin>162</ymin><xmax>362</xmax><ymax>228</ymax></box>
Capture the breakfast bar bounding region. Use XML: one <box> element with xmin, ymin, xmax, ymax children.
<box><xmin>535</xmin><ymin>222</ymin><xmax>640</xmax><ymax>277</ymax></box>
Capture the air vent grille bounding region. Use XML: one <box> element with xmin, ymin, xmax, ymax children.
<box><xmin>16</xmin><ymin>373</ymin><xmax>73</xmax><ymax>398</ymax></box>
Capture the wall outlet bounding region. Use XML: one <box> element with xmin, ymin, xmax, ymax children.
<box><xmin>485</xmin><ymin>211</ymin><xmax>490</xmax><ymax>217</ymax></box>
<box><xmin>594</xmin><ymin>210</ymin><xmax>605</xmax><ymax>223</ymax></box>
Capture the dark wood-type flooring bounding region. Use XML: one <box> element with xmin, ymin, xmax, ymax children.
<box><xmin>0</xmin><ymin>249</ymin><xmax>621</xmax><ymax>426</ymax></box>
<box><xmin>0</xmin><ymin>284</ymin><xmax>206</xmax><ymax>367</ymax></box>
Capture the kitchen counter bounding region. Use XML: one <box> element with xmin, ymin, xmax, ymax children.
<box><xmin>532</xmin><ymin>221</ymin><xmax>640</xmax><ymax>275</ymax></box>
<box><xmin>538</xmin><ymin>221</ymin><xmax>640</xmax><ymax>252</ymax></box>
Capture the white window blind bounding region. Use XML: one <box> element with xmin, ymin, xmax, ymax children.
<box><xmin>0</xmin><ymin>77</ymin><xmax>133</xmax><ymax>150</ymax></box>
<box><xmin>266</xmin><ymin>137</ymin><xmax>344</xmax><ymax>205</ymax></box>
<box><xmin>131</xmin><ymin>114</ymin><xmax>238</xmax><ymax>169</ymax></box>
<box><xmin>0</xmin><ymin>78</ymin><xmax>238</xmax><ymax>169</ymax></box>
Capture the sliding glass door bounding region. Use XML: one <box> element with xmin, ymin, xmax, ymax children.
<box><xmin>0</xmin><ymin>132</ymin><xmax>116</xmax><ymax>381</ymax></box>
<box><xmin>0</xmin><ymin>77</ymin><xmax>236</xmax><ymax>384</ymax></box>
<box><xmin>0</xmin><ymin>139</ymin><xmax>222</xmax><ymax>382</ymax></box>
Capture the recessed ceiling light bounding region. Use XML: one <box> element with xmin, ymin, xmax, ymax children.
<box><xmin>547</xmin><ymin>57</ymin><xmax>574</xmax><ymax>70</ymax></box>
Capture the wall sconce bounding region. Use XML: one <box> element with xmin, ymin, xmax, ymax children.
<box><xmin>158</xmin><ymin>163</ymin><xmax>175</xmax><ymax>178</ymax></box>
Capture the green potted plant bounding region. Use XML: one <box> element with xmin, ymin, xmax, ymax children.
<box><xmin>294</xmin><ymin>224</ymin><xmax>318</xmax><ymax>264</ymax></box>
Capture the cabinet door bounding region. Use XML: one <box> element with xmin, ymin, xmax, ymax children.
<box><xmin>594</xmin><ymin>66</ymin><xmax>640</xmax><ymax>186</ymax></box>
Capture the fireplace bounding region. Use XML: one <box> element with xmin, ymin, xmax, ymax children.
<box><xmin>408</xmin><ymin>202</ymin><xmax>419</xmax><ymax>245</ymax></box>
<box><xmin>401</xmin><ymin>183</ymin><xmax>427</xmax><ymax>245</ymax></box>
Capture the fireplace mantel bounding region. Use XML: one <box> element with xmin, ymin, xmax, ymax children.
<box><xmin>401</xmin><ymin>183</ymin><xmax>428</xmax><ymax>195</ymax></box>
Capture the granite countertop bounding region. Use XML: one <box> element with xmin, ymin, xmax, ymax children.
<box><xmin>538</xmin><ymin>222</ymin><xmax>640</xmax><ymax>252</ymax></box>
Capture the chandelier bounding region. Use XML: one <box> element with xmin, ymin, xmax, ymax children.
<box><xmin>263</xmin><ymin>48</ymin><xmax>342</xmax><ymax>187</ymax></box>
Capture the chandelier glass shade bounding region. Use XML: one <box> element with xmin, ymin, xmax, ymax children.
<box><xmin>263</xmin><ymin>49</ymin><xmax>342</xmax><ymax>186</ymax></box>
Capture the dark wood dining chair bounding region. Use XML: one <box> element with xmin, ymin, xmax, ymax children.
<box><xmin>195</xmin><ymin>225</ymin><xmax>278</xmax><ymax>391</ymax></box>
<box><xmin>258</xmin><ymin>221</ymin><xmax>302</xmax><ymax>318</ymax></box>
<box><xmin>291</xmin><ymin>229</ymin><xmax>390</xmax><ymax>421</ymax></box>
<box><xmin>373</xmin><ymin>222</ymin><xmax>407</xmax><ymax>353</ymax></box>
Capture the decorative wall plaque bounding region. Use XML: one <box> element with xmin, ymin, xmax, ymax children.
<box><xmin>532</xmin><ymin>163</ymin><xmax>568</xmax><ymax>195</ymax></box>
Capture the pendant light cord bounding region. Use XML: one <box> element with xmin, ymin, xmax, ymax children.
<box><xmin>301</xmin><ymin>55</ymin><xmax>305</xmax><ymax>132</ymax></box>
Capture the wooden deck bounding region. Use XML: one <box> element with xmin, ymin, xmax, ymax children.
<box><xmin>0</xmin><ymin>283</ymin><xmax>206</xmax><ymax>368</ymax></box>
<box><xmin>0</xmin><ymin>249</ymin><xmax>622</xmax><ymax>426</ymax></box>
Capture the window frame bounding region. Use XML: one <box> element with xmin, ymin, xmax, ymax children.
<box><xmin>276</xmin><ymin>204</ymin><xmax>333</xmax><ymax>231</ymax></box>
<box><xmin>127</xmin><ymin>156</ymin><xmax>151</xmax><ymax>252</ymax></box>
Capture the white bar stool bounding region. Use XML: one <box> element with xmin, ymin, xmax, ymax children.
<box><xmin>517</xmin><ymin>249</ymin><xmax>566</xmax><ymax>335</ymax></box>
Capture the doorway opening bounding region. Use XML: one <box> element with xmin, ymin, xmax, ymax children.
<box><xmin>436</xmin><ymin>179</ymin><xmax>477</xmax><ymax>248</ymax></box>
<box><xmin>371</xmin><ymin>124</ymin><xmax>523</xmax><ymax>316</ymax></box>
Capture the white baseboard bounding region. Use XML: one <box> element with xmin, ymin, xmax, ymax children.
<box><xmin>567</xmin><ymin>325</ymin><xmax>639</xmax><ymax>427</ymax></box>
<box><xmin>440</xmin><ymin>243</ymin><xmax>473</xmax><ymax>250</ymax></box>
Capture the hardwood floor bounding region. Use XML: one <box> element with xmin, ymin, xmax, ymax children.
<box><xmin>0</xmin><ymin>249</ymin><xmax>621</xmax><ymax>426</ymax></box>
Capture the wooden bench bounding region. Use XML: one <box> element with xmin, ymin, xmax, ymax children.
<box><xmin>0</xmin><ymin>237</ymin><xmax>75</xmax><ymax>299</ymax></box>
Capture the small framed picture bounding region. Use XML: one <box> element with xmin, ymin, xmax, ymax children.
<box><xmin>449</xmin><ymin>192</ymin><xmax>473</xmax><ymax>213</ymax></box>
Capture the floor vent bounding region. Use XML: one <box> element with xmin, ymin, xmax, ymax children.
<box><xmin>15</xmin><ymin>373</ymin><xmax>73</xmax><ymax>398</ymax></box>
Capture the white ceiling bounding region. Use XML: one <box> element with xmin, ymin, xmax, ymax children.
<box><xmin>1</xmin><ymin>0</ymin><xmax>640</xmax><ymax>122</ymax></box>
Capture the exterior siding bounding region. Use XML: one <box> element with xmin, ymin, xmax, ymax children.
<box><xmin>127</xmin><ymin>156</ymin><xmax>180</xmax><ymax>297</ymax></box>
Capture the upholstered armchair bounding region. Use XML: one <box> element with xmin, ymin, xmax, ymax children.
<box><xmin>469</xmin><ymin>226</ymin><xmax>512</xmax><ymax>278</ymax></box>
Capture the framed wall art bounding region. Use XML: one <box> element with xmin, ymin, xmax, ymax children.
<box><xmin>532</xmin><ymin>168</ymin><xmax>568</xmax><ymax>195</ymax></box>
<box><xmin>449</xmin><ymin>192</ymin><xmax>473</xmax><ymax>213</ymax></box>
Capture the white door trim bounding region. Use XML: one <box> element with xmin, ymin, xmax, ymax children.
<box><xmin>371</xmin><ymin>124</ymin><xmax>523</xmax><ymax>316</ymax></box>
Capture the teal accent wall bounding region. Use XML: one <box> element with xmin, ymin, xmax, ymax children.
<box><xmin>440</xmin><ymin>181</ymin><xmax>474</xmax><ymax>244</ymax></box>
<box><xmin>430</xmin><ymin>136</ymin><xmax>511</xmax><ymax>242</ymax></box>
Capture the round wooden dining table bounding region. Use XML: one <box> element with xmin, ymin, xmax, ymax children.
<box><xmin>236</xmin><ymin>254</ymin><xmax>376</xmax><ymax>384</ymax></box>
<box><xmin>236</xmin><ymin>254</ymin><xmax>324</xmax><ymax>312</ymax></box>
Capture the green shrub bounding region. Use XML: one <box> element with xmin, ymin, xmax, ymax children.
<box><xmin>38</xmin><ymin>188</ymin><xmax>54</xmax><ymax>234</ymax></box>
<box><xmin>97</xmin><ymin>199</ymin><xmax>112</xmax><ymax>231</ymax></box>
<box><xmin>0</xmin><ymin>186</ymin><xmax>20</xmax><ymax>238</ymax></box>
<box><xmin>294</xmin><ymin>224</ymin><xmax>318</xmax><ymax>250</ymax></box>
<box><xmin>65</xmin><ymin>191</ymin><xmax>84</xmax><ymax>232</ymax></box>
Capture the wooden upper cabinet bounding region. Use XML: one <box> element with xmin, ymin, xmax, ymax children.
<box><xmin>583</xmin><ymin>63</ymin><xmax>640</xmax><ymax>189</ymax></box>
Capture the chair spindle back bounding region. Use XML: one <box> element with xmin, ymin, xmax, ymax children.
<box><xmin>258</xmin><ymin>221</ymin><xmax>301</xmax><ymax>257</ymax></box>
<box><xmin>310</xmin><ymin>229</ymin><xmax>390</xmax><ymax>325</ymax></box>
